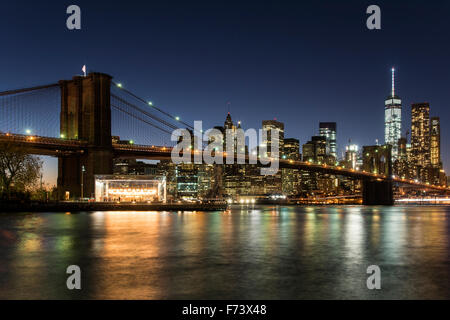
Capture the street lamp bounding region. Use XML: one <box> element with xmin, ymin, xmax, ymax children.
<box><xmin>81</xmin><ymin>165</ymin><xmax>86</xmax><ymax>200</ymax></box>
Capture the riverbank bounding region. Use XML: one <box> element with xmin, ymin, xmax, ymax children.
<box><xmin>0</xmin><ymin>201</ymin><xmax>228</xmax><ymax>212</ymax></box>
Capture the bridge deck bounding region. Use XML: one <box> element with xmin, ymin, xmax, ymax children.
<box><xmin>1</xmin><ymin>133</ymin><xmax>448</xmax><ymax>192</ymax></box>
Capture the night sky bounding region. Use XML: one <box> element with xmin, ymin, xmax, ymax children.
<box><xmin>1</xmin><ymin>0</ymin><xmax>449</xmax><ymax>185</ymax></box>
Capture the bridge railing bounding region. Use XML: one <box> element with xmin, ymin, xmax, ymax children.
<box><xmin>0</xmin><ymin>132</ymin><xmax>85</xmax><ymax>146</ymax></box>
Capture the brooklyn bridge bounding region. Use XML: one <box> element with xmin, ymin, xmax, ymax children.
<box><xmin>0</xmin><ymin>72</ymin><xmax>448</xmax><ymax>205</ymax></box>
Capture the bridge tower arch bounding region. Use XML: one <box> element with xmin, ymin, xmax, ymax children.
<box><xmin>57</xmin><ymin>73</ymin><xmax>113</xmax><ymax>199</ymax></box>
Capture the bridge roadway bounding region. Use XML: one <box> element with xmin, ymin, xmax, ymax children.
<box><xmin>1</xmin><ymin>133</ymin><xmax>449</xmax><ymax>192</ymax></box>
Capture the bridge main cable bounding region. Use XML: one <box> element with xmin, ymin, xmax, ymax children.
<box><xmin>0</xmin><ymin>83</ymin><xmax>59</xmax><ymax>97</ymax></box>
<box><xmin>111</xmin><ymin>94</ymin><xmax>179</xmax><ymax>131</ymax></box>
<box><xmin>111</xmin><ymin>104</ymin><xmax>174</xmax><ymax>135</ymax></box>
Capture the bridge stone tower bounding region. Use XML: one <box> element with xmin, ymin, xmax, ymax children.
<box><xmin>57</xmin><ymin>73</ymin><xmax>113</xmax><ymax>199</ymax></box>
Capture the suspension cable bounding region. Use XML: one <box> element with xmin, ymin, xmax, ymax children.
<box><xmin>111</xmin><ymin>104</ymin><xmax>173</xmax><ymax>135</ymax></box>
<box><xmin>111</xmin><ymin>81</ymin><xmax>193</xmax><ymax>129</ymax></box>
<box><xmin>0</xmin><ymin>83</ymin><xmax>59</xmax><ymax>97</ymax></box>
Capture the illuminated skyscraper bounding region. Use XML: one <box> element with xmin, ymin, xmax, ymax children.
<box><xmin>384</xmin><ymin>68</ymin><xmax>402</xmax><ymax>161</ymax></box>
<box><xmin>430</xmin><ymin>117</ymin><xmax>441</xmax><ymax>169</ymax></box>
<box><xmin>411</xmin><ymin>103</ymin><xmax>431</xmax><ymax>182</ymax></box>
<box><xmin>319</xmin><ymin>122</ymin><xmax>337</xmax><ymax>159</ymax></box>
<box><xmin>262</xmin><ymin>119</ymin><xmax>284</xmax><ymax>157</ymax></box>
<box><xmin>282</xmin><ymin>138</ymin><xmax>300</xmax><ymax>195</ymax></box>
<box><xmin>344</xmin><ymin>144</ymin><xmax>359</xmax><ymax>170</ymax></box>
<box><xmin>283</xmin><ymin>138</ymin><xmax>300</xmax><ymax>160</ymax></box>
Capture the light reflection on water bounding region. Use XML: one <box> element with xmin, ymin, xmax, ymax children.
<box><xmin>0</xmin><ymin>206</ymin><xmax>449</xmax><ymax>299</ymax></box>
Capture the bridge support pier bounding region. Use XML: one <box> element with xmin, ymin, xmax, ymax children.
<box><xmin>362</xmin><ymin>179</ymin><xmax>394</xmax><ymax>205</ymax></box>
<box><xmin>57</xmin><ymin>72</ymin><xmax>113</xmax><ymax>200</ymax></box>
<box><xmin>58</xmin><ymin>149</ymin><xmax>113</xmax><ymax>199</ymax></box>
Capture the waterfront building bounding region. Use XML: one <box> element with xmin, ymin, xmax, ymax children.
<box><xmin>113</xmin><ymin>158</ymin><xmax>158</xmax><ymax>176</ymax></box>
<box><xmin>94</xmin><ymin>175</ymin><xmax>166</xmax><ymax>202</ymax></box>
<box><xmin>411</xmin><ymin>103</ymin><xmax>431</xmax><ymax>182</ymax></box>
<box><xmin>430</xmin><ymin>117</ymin><xmax>443</xmax><ymax>185</ymax></box>
<box><xmin>344</xmin><ymin>144</ymin><xmax>359</xmax><ymax>170</ymax></box>
<box><xmin>301</xmin><ymin>136</ymin><xmax>333</xmax><ymax>195</ymax></box>
<box><xmin>430</xmin><ymin>117</ymin><xmax>441</xmax><ymax>169</ymax></box>
<box><xmin>319</xmin><ymin>122</ymin><xmax>337</xmax><ymax>160</ymax></box>
<box><xmin>394</xmin><ymin>137</ymin><xmax>410</xmax><ymax>179</ymax></box>
<box><xmin>262</xmin><ymin>119</ymin><xmax>284</xmax><ymax>157</ymax></box>
<box><xmin>282</xmin><ymin>138</ymin><xmax>300</xmax><ymax>196</ymax></box>
<box><xmin>302</xmin><ymin>136</ymin><xmax>328</xmax><ymax>164</ymax></box>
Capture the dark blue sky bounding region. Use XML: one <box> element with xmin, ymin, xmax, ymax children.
<box><xmin>1</xmin><ymin>0</ymin><xmax>449</xmax><ymax>184</ymax></box>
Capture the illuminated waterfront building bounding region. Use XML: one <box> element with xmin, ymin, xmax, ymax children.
<box><xmin>319</xmin><ymin>122</ymin><xmax>337</xmax><ymax>160</ymax></box>
<box><xmin>344</xmin><ymin>144</ymin><xmax>359</xmax><ymax>170</ymax></box>
<box><xmin>262</xmin><ymin>120</ymin><xmax>284</xmax><ymax>158</ymax></box>
<box><xmin>282</xmin><ymin>138</ymin><xmax>300</xmax><ymax>196</ymax></box>
<box><xmin>430</xmin><ymin>117</ymin><xmax>446</xmax><ymax>185</ymax></box>
<box><xmin>430</xmin><ymin>117</ymin><xmax>441</xmax><ymax>169</ymax></box>
<box><xmin>384</xmin><ymin>68</ymin><xmax>402</xmax><ymax>161</ymax></box>
<box><xmin>302</xmin><ymin>136</ymin><xmax>327</xmax><ymax>164</ymax></box>
<box><xmin>176</xmin><ymin>163</ymin><xmax>199</xmax><ymax>199</ymax></box>
<box><xmin>221</xmin><ymin>114</ymin><xmax>265</xmax><ymax>198</ymax></box>
<box><xmin>394</xmin><ymin>137</ymin><xmax>410</xmax><ymax>179</ymax></box>
<box><xmin>411</xmin><ymin>103</ymin><xmax>431</xmax><ymax>182</ymax></box>
<box><xmin>301</xmin><ymin>136</ymin><xmax>331</xmax><ymax>195</ymax></box>
<box><xmin>113</xmin><ymin>158</ymin><xmax>158</xmax><ymax>175</ymax></box>
<box><xmin>94</xmin><ymin>175</ymin><xmax>166</xmax><ymax>202</ymax></box>
<box><xmin>260</xmin><ymin>119</ymin><xmax>284</xmax><ymax>194</ymax></box>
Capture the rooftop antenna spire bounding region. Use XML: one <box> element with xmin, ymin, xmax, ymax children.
<box><xmin>391</xmin><ymin>67</ymin><xmax>395</xmax><ymax>96</ymax></box>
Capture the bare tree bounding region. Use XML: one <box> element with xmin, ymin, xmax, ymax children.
<box><xmin>0</xmin><ymin>142</ymin><xmax>42</xmax><ymax>198</ymax></box>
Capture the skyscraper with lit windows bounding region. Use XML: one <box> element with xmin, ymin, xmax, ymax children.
<box><xmin>430</xmin><ymin>117</ymin><xmax>441</xmax><ymax>169</ymax></box>
<box><xmin>262</xmin><ymin>119</ymin><xmax>284</xmax><ymax>157</ymax></box>
<box><xmin>411</xmin><ymin>103</ymin><xmax>431</xmax><ymax>182</ymax></box>
<box><xmin>319</xmin><ymin>122</ymin><xmax>337</xmax><ymax>160</ymax></box>
<box><xmin>384</xmin><ymin>68</ymin><xmax>402</xmax><ymax>162</ymax></box>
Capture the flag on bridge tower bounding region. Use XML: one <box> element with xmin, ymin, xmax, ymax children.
<box><xmin>82</xmin><ymin>65</ymin><xmax>87</xmax><ymax>77</ymax></box>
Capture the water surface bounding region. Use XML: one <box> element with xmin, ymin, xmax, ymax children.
<box><xmin>0</xmin><ymin>205</ymin><xmax>449</xmax><ymax>299</ymax></box>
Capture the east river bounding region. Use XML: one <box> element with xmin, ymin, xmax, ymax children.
<box><xmin>0</xmin><ymin>205</ymin><xmax>449</xmax><ymax>299</ymax></box>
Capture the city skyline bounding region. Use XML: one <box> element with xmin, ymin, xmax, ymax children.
<box><xmin>2</xmin><ymin>1</ymin><xmax>450</xmax><ymax>303</ymax></box>
<box><xmin>0</xmin><ymin>0</ymin><xmax>449</xmax><ymax>184</ymax></box>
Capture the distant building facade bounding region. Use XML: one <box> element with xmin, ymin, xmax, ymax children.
<box><xmin>319</xmin><ymin>122</ymin><xmax>337</xmax><ymax>160</ymax></box>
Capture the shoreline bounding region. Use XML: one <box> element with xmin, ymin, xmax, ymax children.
<box><xmin>1</xmin><ymin>201</ymin><xmax>448</xmax><ymax>213</ymax></box>
<box><xmin>0</xmin><ymin>201</ymin><xmax>228</xmax><ymax>213</ymax></box>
